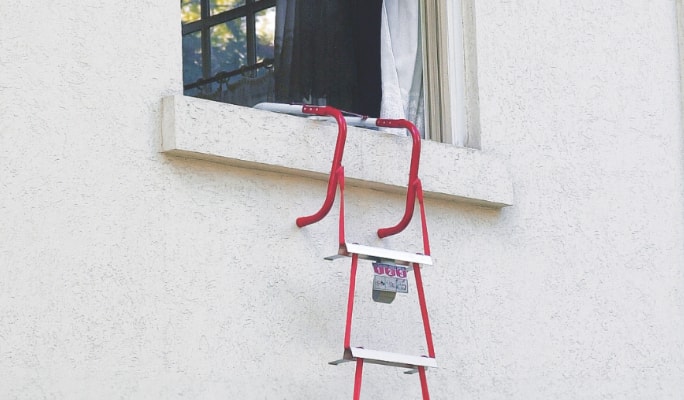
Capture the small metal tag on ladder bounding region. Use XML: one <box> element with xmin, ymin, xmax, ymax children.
<box><xmin>372</xmin><ymin>262</ymin><xmax>408</xmax><ymax>304</ymax></box>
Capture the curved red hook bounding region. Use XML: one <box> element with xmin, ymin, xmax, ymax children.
<box><xmin>295</xmin><ymin>105</ymin><xmax>347</xmax><ymax>228</ymax></box>
<box><xmin>374</xmin><ymin>119</ymin><xmax>422</xmax><ymax>239</ymax></box>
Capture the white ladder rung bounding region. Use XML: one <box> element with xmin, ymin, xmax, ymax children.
<box><xmin>329</xmin><ymin>347</ymin><xmax>437</xmax><ymax>372</ymax></box>
<box><xmin>325</xmin><ymin>243</ymin><xmax>432</xmax><ymax>266</ymax></box>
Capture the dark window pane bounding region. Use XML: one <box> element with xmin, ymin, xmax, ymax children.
<box><xmin>181</xmin><ymin>0</ymin><xmax>201</xmax><ymax>23</ymax></box>
<box><xmin>255</xmin><ymin>6</ymin><xmax>275</xmax><ymax>63</ymax></box>
<box><xmin>182</xmin><ymin>31</ymin><xmax>203</xmax><ymax>84</ymax></box>
<box><xmin>210</xmin><ymin>0</ymin><xmax>246</xmax><ymax>15</ymax></box>
<box><xmin>210</xmin><ymin>17</ymin><xmax>247</xmax><ymax>76</ymax></box>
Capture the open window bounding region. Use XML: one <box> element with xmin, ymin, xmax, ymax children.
<box><xmin>180</xmin><ymin>0</ymin><xmax>476</xmax><ymax>146</ymax></box>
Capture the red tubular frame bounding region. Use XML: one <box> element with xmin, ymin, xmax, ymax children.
<box><xmin>343</xmin><ymin>257</ymin><xmax>434</xmax><ymax>400</ymax></box>
<box><xmin>296</xmin><ymin>105</ymin><xmax>348</xmax><ymax>232</ymax></box>
<box><xmin>418</xmin><ymin>367</ymin><xmax>431</xmax><ymax>400</ymax></box>
<box><xmin>294</xmin><ymin>111</ymin><xmax>431</xmax><ymax>255</ymax></box>
<box><xmin>413</xmin><ymin>263</ymin><xmax>435</xmax><ymax>358</ymax></box>
<box><xmin>282</xmin><ymin>105</ymin><xmax>434</xmax><ymax>399</ymax></box>
<box><xmin>375</xmin><ymin>118</ymin><xmax>430</xmax><ymax>256</ymax></box>
<box><xmin>353</xmin><ymin>359</ymin><xmax>364</xmax><ymax>400</ymax></box>
<box><xmin>344</xmin><ymin>254</ymin><xmax>359</xmax><ymax>349</ymax></box>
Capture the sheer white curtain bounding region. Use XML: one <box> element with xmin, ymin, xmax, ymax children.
<box><xmin>380</xmin><ymin>0</ymin><xmax>425</xmax><ymax>136</ymax></box>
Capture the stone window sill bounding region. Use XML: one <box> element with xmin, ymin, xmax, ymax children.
<box><xmin>161</xmin><ymin>95</ymin><xmax>513</xmax><ymax>208</ymax></box>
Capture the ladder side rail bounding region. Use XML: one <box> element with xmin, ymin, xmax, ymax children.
<box><xmin>338</xmin><ymin>167</ymin><xmax>346</xmax><ymax>245</ymax></box>
<box><xmin>413</xmin><ymin>263</ymin><xmax>435</xmax><ymax>358</ymax></box>
<box><xmin>353</xmin><ymin>358</ymin><xmax>364</xmax><ymax>400</ymax></box>
<box><xmin>416</xmin><ymin>179</ymin><xmax>431</xmax><ymax>256</ymax></box>
<box><xmin>344</xmin><ymin>254</ymin><xmax>360</xmax><ymax>349</ymax></box>
<box><xmin>418</xmin><ymin>366</ymin><xmax>431</xmax><ymax>400</ymax></box>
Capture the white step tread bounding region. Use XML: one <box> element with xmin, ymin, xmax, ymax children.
<box><xmin>329</xmin><ymin>347</ymin><xmax>437</xmax><ymax>371</ymax></box>
<box><xmin>325</xmin><ymin>243</ymin><xmax>432</xmax><ymax>266</ymax></box>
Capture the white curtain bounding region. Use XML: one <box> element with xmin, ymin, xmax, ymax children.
<box><xmin>380</xmin><ymin>0</ymin><xmax>425</xmax><ymax>136</ymax></box>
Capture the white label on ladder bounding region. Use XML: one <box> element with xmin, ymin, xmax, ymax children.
<box><xmin>372</xmin><ymin>263</ymin><xmax>409</xmax><ymax>294</ymax></box>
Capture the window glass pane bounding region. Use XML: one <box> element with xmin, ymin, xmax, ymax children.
<box><xmin>210</xmin><ymin>17</ymin><xmax>247</xmax><ymax>76</ymax></box>
<box><xmin>255</xmin><ymin>6</ymin><xmax>275</xmax><ymax>63</ymax></box>
<box><xmin>211</xmin><ymin>0</ymin><xmax>246</xmax><ymax>15</ymax></box>
<box><xmin>181</xmin><ymin>0</ymin><xmax>201</xmax><ymax>23</ymax></box>
<box><xmin>182</xmin><ymin>31</ymin><xmax>203</xmax><ymax>84</ymax></box>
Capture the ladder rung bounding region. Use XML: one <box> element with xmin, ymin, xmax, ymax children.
<box><xmin>324</xmin><ymin>243</ymin><xmax>433</xmax><ymax>266</ymax></box>
<box><xmin>329</xmin><ymin>347</ymin><xmax>437</xmax><ymax>372</ymax></box>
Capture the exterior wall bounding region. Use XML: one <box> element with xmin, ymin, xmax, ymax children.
<box><xmin>1</xmin><ymin>1</ymin><xmax>683</xmax><ymax>399</ymax></box>
<box><xmin>474</xmin><ymin>2</ymin><xmax>684</xmax><ymax>397</ymax></box>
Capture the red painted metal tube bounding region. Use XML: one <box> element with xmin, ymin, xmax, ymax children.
<box><xmin>295</xmin><ymin>106</ymin><xmax>348</xmax><ymax>229</ymax></box>
<box><xmin>376</xmin><ymin>118</ymin><xmax>421</xmax><ymax>182</ymax></box>
<box><xmin>418</xmin><ymin>366</ymin><xmax>431</xmax><ymax>400</ymax></box>
<box><xmin>344</xmin><ymin>254</ymin><xmax>359</xmax><ymax>349</ymax></box>
<box><xmin>374</xmin><ymin>118</ymin><xmax>422</xmax><ymax>239</ymax></box>
<box><xmin>413</xmin><ymin>263</ymin><xmax>435</xmax><ymax>358</ymax></box>
<box><xmin>416</xmin><ymin>180</ymin><xmax>431</xmax><ymax>256</ymax></box>
<box><xmin>337</xmin><ymin>167</ymin><xmax>346</xmax><ymax>246</ymax></box>
<box><xmin>352</xmin><ymin>358</ymin><xmax>364</xmax><ymax>400</ymax></box>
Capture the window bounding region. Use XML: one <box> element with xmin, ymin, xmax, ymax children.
<box><xmin>180</xmin><ymin>0</ymin><xmax>478</xmax><ymax>147</ymax></box>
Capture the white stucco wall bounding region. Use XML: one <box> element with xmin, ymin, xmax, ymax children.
<box><xmin>1</xmin><ymin>1</ymin><xmax>683</xmax><ymax>399</ymax></box>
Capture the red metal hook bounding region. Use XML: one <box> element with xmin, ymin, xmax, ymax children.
<box><xmin>374</xmin><ymin>119</ymin><xmax>426</xmax><ymax>241</ymax></box>
<box><xmin>291</xmin><ymin>107</ymin><xmax>430</xmax><ymax>254</ymax></box>
<box><xmin>295</xmin><ymin>105</ymin><xmax>348</xmax><ymax>229</ymax></box>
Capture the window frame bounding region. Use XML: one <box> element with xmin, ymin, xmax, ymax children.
<box><xmin>422</xmin><ymin>0</ymin><xmax>480</xmax><ymax>148</ymax></box>
<box><xmin>180</xmin><ymin>0</ymin><xmax>481</xmax><ymax>148</ymax></box>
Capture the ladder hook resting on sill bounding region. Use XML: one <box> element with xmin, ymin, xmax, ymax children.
<box><xmin>253</xmin><ymin>103</ymin><xmax>430</xmax><ymax>255</ymax></box>
<box><xmin>253</xmin><ymin>102</ymin><xmax>348</xmax><ymax>231</ymax></box>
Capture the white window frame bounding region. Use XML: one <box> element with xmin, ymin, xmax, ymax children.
<box><xmin>422</xmin><ymin>0</ymin><xmax>480</xmax><ymax>148</ymax></box>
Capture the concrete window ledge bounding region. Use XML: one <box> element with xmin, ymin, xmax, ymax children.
<box><xmin>161</xmin><ymin>95</ymin><xmax>514</xmax><ymax>208</ymax></box>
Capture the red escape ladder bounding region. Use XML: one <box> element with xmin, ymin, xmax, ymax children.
<box><xmin>254</xmin><ymin>103</ymin><xmax>436</xmax><ymax>400</ymax></box>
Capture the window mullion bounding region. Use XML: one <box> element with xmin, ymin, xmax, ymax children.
<box><xmin>246</xmin><ymin>4</ymin><xmax>257</xmax><ymax>66</ymax></box>
<box><xmin>200</xmin><ymin>0</ymin><xmax>211</xmax><ymax>79</ymax></box>
<box><xmin>201</xmin><ymin>27</ymin><xmax>211</xmax><ymax>79</ymax></box>
<box><xmin>200</xmin><ymin>0</ymin><xmax>209</xmax><ymax>19</ymax></box>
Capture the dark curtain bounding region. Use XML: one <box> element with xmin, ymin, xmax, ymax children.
<box><xmin>350</xmin><ymin>0</ymin><xmax>382</xmax><ymax>117</ymax></box>
<box><xmin>275</xmin><ymin>0</ymin><xmax>383</xmax><ymax>117</ymax></box>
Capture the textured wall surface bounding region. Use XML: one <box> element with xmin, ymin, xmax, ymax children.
<box><xmin>0</xmin><ymin>0</ymin><xmax>683</xmax><ymax>399</ymax></box>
